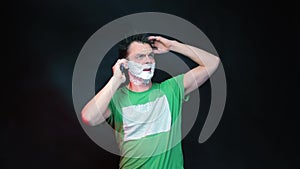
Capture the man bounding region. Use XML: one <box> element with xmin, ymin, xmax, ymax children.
<box><xmin>81</xmin><ymin>34</ymin><xmax>220</xmax><ymax>168</ymax></box>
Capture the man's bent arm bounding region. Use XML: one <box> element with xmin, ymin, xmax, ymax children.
<box><xmin>170</xmin><ymin>41</ymin><xmax>220</xmax><ymax>95</ymax></box>
<box><xmin>81</xmin><ymin>60</ymin><xmax>127</xmax><ymax>126</ymax></box>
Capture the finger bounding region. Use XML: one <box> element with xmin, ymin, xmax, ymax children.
<box><xmin>116</xmin><ymin>59</ymin><xmax>122</xmax><ymax>66</ymax></box>
<box><xmin>123</xmin><ymin>63</ymin><xmax>128</xmax><ymax>69</ymax></box>
<box><xmin>115</xmin><ymin>59</ymin><xmax>124</xmax><ymax>68</ymax></box>
<box><xmin>113</xmin><ymin>59</ymin><xmax>122</xmax><ymax>72</ymax></box>
<box><xmin>119</xmin><ymin>59</ymin><xmax>129</xmax><ymax>69</ymax></box>
<box><xmin>148</xmin><ymin>36</ymin><xmax>156</xmax><ymax>40</ymax></box>
<box><xmin>148</xmin><ymin>36</ymin><xmax>160</xmax><ymax>41</ymax></box>
<box><xmin>152</xmin><ymin>49</ymin><xmax>160</xmax><ymax>54</ymax></box>
<box><xmin>119</xmin><ymin>58</ymin><xmax>128</xmax><ymax>63</ymax></box>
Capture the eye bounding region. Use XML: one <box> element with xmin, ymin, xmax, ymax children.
<box><xmin>148</xmin><ymin>53</ymin><xmax>155</xmax><ymax>59</ymax></box>
<box><xmin>136</xmin><ymin>54</ymin><xmax>146</xmax><ymax>60</ymax></box>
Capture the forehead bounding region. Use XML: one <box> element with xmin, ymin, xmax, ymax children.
<box><xmin>127</xmin><ymin>41</ymin><xmax>152</xmax><ymax>56</ymax></box>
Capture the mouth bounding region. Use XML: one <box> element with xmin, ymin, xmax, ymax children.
<box><xmin>143</xmin><ymin>68</ymin><xmax>151</xmax><ymax>72</ymax></box>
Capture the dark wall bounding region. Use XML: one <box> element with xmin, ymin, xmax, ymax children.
<box><xmin>4</xmin><ymin>0</ymin><xmax>298</xmax><ymax>169</ymax></box>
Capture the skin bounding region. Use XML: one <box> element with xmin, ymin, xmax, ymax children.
<box><xmin>81</xmin><ymin>36</ymin><xmax>220</xmax><ymax>126</ymax></box>
<box><xmin>126</xmin><ymin>41</ymin><xmax>155</xmax><ymax>92</ymax></box>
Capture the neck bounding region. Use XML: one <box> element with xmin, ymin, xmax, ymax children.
<box><xmin>127</xmin><ymin>72</ymin><xmax>152</xmax><ymax>92</ymax></box>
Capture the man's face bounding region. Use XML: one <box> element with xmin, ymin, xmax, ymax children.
<box><xmin>126</xmin><ymin>41</ymin><xmax>156</xmax><ymax>81</ymax></box>
<box><xmin>126</xmin><ymin>41</ymin><xmax>155</xmax><ymax>64</ymax></box>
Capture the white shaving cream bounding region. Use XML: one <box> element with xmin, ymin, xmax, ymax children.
<box><xmin>128</xmin><ymin>61</ymin><xmax>155</xmax><ymax>83</ymax></box>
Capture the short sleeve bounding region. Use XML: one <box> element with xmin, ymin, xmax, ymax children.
<box><xmin>160</xmin><ymin>74</ymin><xmax>185</xmax><ymax>101</ymax></box>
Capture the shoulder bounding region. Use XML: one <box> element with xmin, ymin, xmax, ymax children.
<box><xmin>156</xmin><ymin>74</ymin><xmax>185</xmax><ymax>98</ymax></box>
<box><xmin>160</xmin><ymin>74</ymin><xmax>184</xmax><ymax>88</ymax></box>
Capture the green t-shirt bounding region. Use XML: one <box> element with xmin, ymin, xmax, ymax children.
<box><xmin>107</xmin><ymin>74</ymin><xmax>185</xmax><ymax>169</ymax></box>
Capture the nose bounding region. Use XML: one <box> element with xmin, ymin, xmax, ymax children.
<box><xmin>144</xmin><ymin>54</ymin><xmax>154</xmax><ymax>64</ymax></box>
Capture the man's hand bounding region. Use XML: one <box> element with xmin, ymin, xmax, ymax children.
<box><xmin>112</xmin><ymin>59</ymin><xmax>128</xmax><ymax>84</ymax></box>
<box><xmin>148</xmin><ymin>36</ymin><xmax>174</xmax><ymax>54</ymax></box>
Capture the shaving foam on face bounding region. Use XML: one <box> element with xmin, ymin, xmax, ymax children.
<box><xmin>128</xmin><ymin>61</ymin><xmax>155</xmax><ymax>81</ymax></box>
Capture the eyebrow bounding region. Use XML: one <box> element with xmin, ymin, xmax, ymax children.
<box><xmin>135</xmin><ymin>52</ymin><xmax>154</xmax><ymax>57</ymax></box>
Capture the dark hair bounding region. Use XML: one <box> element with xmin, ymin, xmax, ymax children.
<box><xmin>118</xmin><ymin>34</ymin><xmax>152</xmax><ymax>59</ymax></box>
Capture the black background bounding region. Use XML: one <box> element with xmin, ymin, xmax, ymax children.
<box><xmin>4</xmin><ymin>0</ymin><xmax>298</xmax><ymax>169</ymax></box>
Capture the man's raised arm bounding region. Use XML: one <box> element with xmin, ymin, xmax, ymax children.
<box><xmin>148</xmin><ymin>36</ymin><xmax>220</xmax><ymax>95</ymax></box>
<box><xmin>170</xmin><ymin>41</ymin><xmax>220</xmax><ymax>95</ymax></box>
